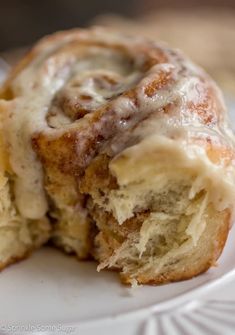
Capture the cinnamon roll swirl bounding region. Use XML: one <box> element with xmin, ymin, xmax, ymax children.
<box><xmin>0</xmin><ymin>27</ymin><xmax>235</xmax><ymax>284</ymax></box>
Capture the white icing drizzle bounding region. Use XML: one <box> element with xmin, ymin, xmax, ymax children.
<box><xmin>0</xmin><ymin>27</ymin><xmax>234</xmax><ymax>222</ymax></box>
<box><xmin>1</xmin><ymin>30</ymin><xmax>144</xmax><ymax>219</ymax></box>
<box><xmin>4</xmin><ymin>57</ymin><xmax>75</xmax><ymax>219</ymax></box>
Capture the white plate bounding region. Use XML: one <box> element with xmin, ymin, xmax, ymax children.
<box><xmin>0</xmin><ymin>225</ymin><xmax>234</xmax><ymax>335</ymax></box>
<box><xmin>0</xmin><ymin>61</ymin><xmax>235</xmax><ymax>335</ymax></box>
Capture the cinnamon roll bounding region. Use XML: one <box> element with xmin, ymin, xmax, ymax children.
<box><xmin>0</xmin><ymin>27</ymin><xmax>235</xmax><ymax>284</ymax></box>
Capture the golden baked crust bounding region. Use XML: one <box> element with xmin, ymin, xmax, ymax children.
<box><xmin>0</xmin><ymin>27</ymin><xmax>235</xmax><ymax>284</ymax></box>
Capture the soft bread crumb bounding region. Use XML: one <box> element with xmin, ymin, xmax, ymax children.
<box><xmin>0</xmin><ymin>176</ymin><xmax>50</xmax><ymax>264</ymax></box>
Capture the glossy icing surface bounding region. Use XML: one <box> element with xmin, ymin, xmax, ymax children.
<box><xmin>0</xmin><ymin>28</ymin><xmax>234</xmax><ymax>220</ymax></box>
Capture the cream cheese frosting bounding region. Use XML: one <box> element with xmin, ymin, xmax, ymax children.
<box><xmin>0</xmin><ymin>27</ymin><xmax>234</xmax><ymax>224</ymax></box>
